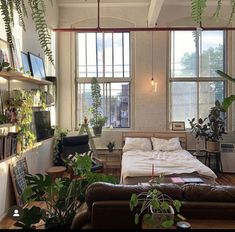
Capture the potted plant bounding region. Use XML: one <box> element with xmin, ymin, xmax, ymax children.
<box><xmin>16</xmin><ymin>155</ymin><xmax>118</xmax><ymax>229</ymax></box>
<box><xmin>189</xmin><ymin>100</ymin><xmax>226</xmax><ymax>152</ymax></box>
<box><xmin>107</xmin><ymin>141</ymin><xmax>115</xmax><ymax>152</ymax></box>
<box><xmin>129</xmin><ymin>186</ymin><xmax>181</xmax><ymax>229</ymax></box>
<box><xmin>89</xmin><ymin>77</ymin><xmax>107</xmax><ymax>136</ymax></box>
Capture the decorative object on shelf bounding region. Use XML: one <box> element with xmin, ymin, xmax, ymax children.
<box><xmin>0</xmin><ymin>38</ymin><xmax>13</xmax><ymax>69</ymax></box>
<box><xmin>171</xmin><ymin>121</ymin><xmax>185</xmax><ymax>131</ymax></box>
<box><xmin>21</xmin><ymin>52</ymin><xmax>31</xmax><ymax>75</ymax></box>
<box><xmin>189</xmin><ymin>100</ymin><xmax>226</xmax><ymax>152</ymax></box>
<box><xmin>107</xmin><ymin>141</ymin><xmax>115</xmax><ymax>152</ymax></box>
<box><xmin>0</xmin><ymin>0</ymin><xmax>54</xmax><ymax>64</ymax></box>
<box><xmin>130</xmin><ymin>180</ymin><xmax>182</xmax><ymax>229</ymax></box>
<box><xmin>89</xmin><ymin>77</ymin><xmax>107</xmax><ymax>136</ymax></box>
<box><xmin>28</xmin><ymin>52</ymin><xmax>46</xmax><ymax>79</ymax></box>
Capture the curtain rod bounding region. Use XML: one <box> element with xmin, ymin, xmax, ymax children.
<box><xmin>53</xmin><ymin>27</ymin><xmax>235</xmax><ymax>32</ymax></box>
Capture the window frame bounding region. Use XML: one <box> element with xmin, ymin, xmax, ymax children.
<box><xmin>75</xmin><ymin>32</ymin><xmax>131</xmax><ymax>129</ymax></box>
<box><xmin>169</xmin><ymin>30</ymin><xmax>227</xmax><ymax>128</ymax></box>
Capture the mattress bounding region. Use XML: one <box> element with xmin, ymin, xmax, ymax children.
<box><xmin>120</xmin><ymin>149</ymin><xmax>217</xmax><ymax>185</ymax></box>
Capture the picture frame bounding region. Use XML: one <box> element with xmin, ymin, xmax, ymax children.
<box><xmin>172</xmin><ymin>121</ymin><xmax>185</xmax><ymax>131</ymax></box>
<box><xmin>28</xmin><ymin>52</ymin><xmax>46</xmax><ymax>79</ymax></box>
<box><xmin>12</xmin><ymin>36</ymin><xmax>22</xmax><ymax>71</ymax></box>
<box><xmin>21</xmin><ymin>52</ymin><xmax>31</xmax><ymax>75</ymax></box>
<box><xmin>0</xmin><ymin>38</ymin><xmax>13</xmax><ymax>67</ymax></box>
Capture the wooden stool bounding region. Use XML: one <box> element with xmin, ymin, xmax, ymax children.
<box><xmin>46</xmin><ymin>166</ymin><xmax>67</xmax><ymax>181</ymax></box>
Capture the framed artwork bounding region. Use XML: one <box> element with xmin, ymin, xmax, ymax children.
<box><xmin>12</xmin><ymin>36</ymin><xmax>22</xmax><ymax>71</ymax></box>
<box><xmin>0</xmin><ymin>38</ymin><xmax>13</xmax><ymax>66</ymax></box>
<box><xmin>28</xmin><ymin>52</ymin><xmax>46</xmax><ymax>79</ymax></box>
<box><xmin>21</xmin><ymin>52</ymin><xmax>31</xmax><ymax>74</ymax></box>
<box><xmin>172</xmin><ymin>121</ymin><xmax>185</xmax><ymax>131</ymax></box>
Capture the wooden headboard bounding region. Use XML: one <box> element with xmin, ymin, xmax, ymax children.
<box><xmin>122</xmin><ymin>131</ymin><xmax>187</xmax><ymax>149</ymax></box>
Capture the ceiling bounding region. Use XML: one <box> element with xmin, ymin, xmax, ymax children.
<box><xmin>55</xmin><ymin>0</ymin><xmax>232</xmax><ymax>27</ymax></box>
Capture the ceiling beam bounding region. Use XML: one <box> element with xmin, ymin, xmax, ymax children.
<box><xmin>147</xmin><ymin>0</ymin><xmax>165</xmax><ymax>27</ymax></box>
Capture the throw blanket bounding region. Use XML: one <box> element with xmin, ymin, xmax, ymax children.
<box><xmin>121</xmin><ymin>150</ymin><xmax>217</xmax><ymax>180</ymax></box>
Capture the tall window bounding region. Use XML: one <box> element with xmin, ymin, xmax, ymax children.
<box><xmin>76</xmin><ymin>32</ymin><xmax>131</xmax><ymax>128</ymax></box>
<box><xmin>170</xmin><ymin>31</ymin><xmax>226</xmax><ymax>128</ymax></box>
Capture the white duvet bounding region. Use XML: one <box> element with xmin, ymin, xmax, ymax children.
<box><xmin>121</xmin><ymin>149</ymin><xmax>217</xmax><ymax>180</ymax></box>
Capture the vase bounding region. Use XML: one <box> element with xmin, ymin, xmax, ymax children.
<box><xmin>92</xmin><ymin>125</ymin><xmax>102</xmax><ymax>136</ymax></box>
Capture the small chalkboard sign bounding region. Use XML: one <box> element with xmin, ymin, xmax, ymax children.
<box><xmin>10</xmin><ymin>157</ymin><xmax>28</xmax><ymax>207</ymax></box>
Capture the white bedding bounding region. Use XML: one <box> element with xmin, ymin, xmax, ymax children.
<box><xmin>121</xmin><ymin>149</ymin><xmax>217</xmax><ymax>181</ymax></box>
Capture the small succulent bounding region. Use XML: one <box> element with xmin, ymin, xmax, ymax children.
<box><xmin>107</xmin><ymin>141</ymin><xmax>115</xmax><ymax>152</ymax></box>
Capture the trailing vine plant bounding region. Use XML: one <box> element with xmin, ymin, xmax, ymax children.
<box><xmin>191</xmin><ymin>0</ymin><xmax>235</xmax><ymax>25</ymax></box>
<box><xmin>0</xmin><ymin>0</ymin><xmax>54</xmax><ymax>64</ymax></box>
<box><xmin>10</xmin><ymin>89</ymin><xmax>36</xmax><ymax>152</ymax></box>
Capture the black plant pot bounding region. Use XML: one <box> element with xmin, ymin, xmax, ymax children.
<box><xmin>92</xmin><ymin>126</ymin><xmax>102</xmax><ymax>136</ymax></box>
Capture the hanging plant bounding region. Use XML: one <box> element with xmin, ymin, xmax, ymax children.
<box><xmin>191</xmin><ymin>0</ymin><xmax>235</xmax><ymax>25</ymax></box>
<box><xmin>0</xmin><ymin>0</ymin><xmax>54</xmax><ymax>64</ymax></box>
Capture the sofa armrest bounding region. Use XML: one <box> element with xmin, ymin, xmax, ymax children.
<box><xmin>71</xmin><ymin>208</ymin><xmax>91</xmax><ymax>229</ymax></box>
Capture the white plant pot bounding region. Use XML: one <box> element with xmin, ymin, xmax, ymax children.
<box><xmin>149</xmin><ymin>205</ymin><xmax>175</xmax><ymax>229</ymax></box>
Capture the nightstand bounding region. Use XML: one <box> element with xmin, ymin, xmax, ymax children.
<box><xmin>97</xmin><ymin>149</ymin><xmax>122</xmax><ymax>175</ymax></box>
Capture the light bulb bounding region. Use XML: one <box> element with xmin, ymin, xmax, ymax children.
<box><xmin>151</xmin><ymin>77</ymin><xmax>154</xmax><ymax>86</ymax></box>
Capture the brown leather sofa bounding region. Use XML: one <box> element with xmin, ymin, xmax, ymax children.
<box><xmin>71</xmin><ymin>182</ymin><xmax>235</xmax><ymax>229</ymax></box>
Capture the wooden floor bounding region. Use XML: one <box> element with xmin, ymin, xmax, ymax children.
<box><xmin>0</xmin><ymin>172</ymin><xmax>235</xmax><ymax>229</ymax></box>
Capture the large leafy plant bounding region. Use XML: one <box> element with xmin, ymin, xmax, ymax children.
<box><xmin>0</xmin><ymin>0</ymin><xmax>54</xmax><ymax>64</ymax></box>
<box><xmin>189</xmin><ymin>100</ymin><xmax>226</xmax><ymax>142</ymax></box>
<box><xmin>16</xmin><ymin>155</ymin><xmax>118</xmax><ymax>229</ymax></box>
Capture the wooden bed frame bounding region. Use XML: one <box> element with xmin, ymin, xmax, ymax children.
<box><xmin>122</xmin><ymin>131</ymin><xmax>187</xmax><ymax>149</ymax></box>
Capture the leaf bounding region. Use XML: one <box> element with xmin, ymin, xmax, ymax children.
<box><xmin>134</xmin><ymin>213</ymin><xmax>139</xmax><ymax>225</ymax></box>
<box><xmin>216</xmin><ymin>70</ymin><xmax>235</xmax><ymax>83</ymax></box>
<box><xmin>161</xmin><ymin>202</ymin><xmax>169</xmax><ymax>211</ymax></box>
<box><xmin>173</xmin><ymin>200</ymin><xmax>182</xmax><ymax>213</ymax></box>
<box><xmin>151</xmin><ymin>199</ymin><xmax>160</xmax><ymax>210</ymax></box>
<box><xmin>222</xmin><ymin>95</ymin><xmax>235</xmax><ymax>111</ymax></box>
<box><xmin>161</xmin><ymin>219</ymin><xmax>174</xmax><ymax>229</ymax></box>
<box><xmin>143</xmin><ymin>214</ymin><xmax>155</xmax><ymax>226</ymax></box>
<box><xmin>130</xmin><ymin>193</ymin><xmax>138</xmax><ymax>210</ymax></box>
<box><xmin>191</xmin><ymin>0</ymin><xmax>207</xmax><ymax>23</ymax></box>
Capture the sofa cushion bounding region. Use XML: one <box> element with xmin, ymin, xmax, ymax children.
<box><xmin>182</xmin><ymin>184</ymin><xmax>235</xmax><ymax>202</ymax></box>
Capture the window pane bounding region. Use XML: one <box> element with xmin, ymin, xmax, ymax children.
<box><xmin>171</xmin><ymin>31</ymin><xmax>196</xmax><ymax>77</ymax></box>
<box><xmin>87</xmin><ymin>33</ymin><xmax>97</xmax><ymax>77</ymax></box>
<box><xmin>124</xmin><ymin>33</ymin><xmax>130</xmax><ymax>77</ymax></box>
<box><xmin>200</xmin><ymin>31</ymin><xmax>224</xmax><ymax>77</ymax></box>
<box><xmin>110</xmin><ymin>83</ymin><xmax>130</xmax><ymax>128</ymax></box>
<box><xmin>113</xmin><ymin>33</ymin><xmax>123</xmax><ymax>77</ymax></box>
<box><xmin>171</xmin><ymin>82</ymin><xmax>197</xmax><ymax>128</ymax></box>
<box><xmin>105</xmin><ymin>33</ymin><xmax>113</xmax><ymax>77</ymax></box>
<box><xmin>97</xmin><ymin>33</ymin><xmax>103</xmax><ymax>77</ymax></box>
<box><xmin>199</xmin><ymin>81</ymin><xmax>224</xmax><ymax>119</ymax></box>
<box><xmin>78</xmin><ymin>33</ymin><xmax>86</xmax><ymax>77</ymax></box>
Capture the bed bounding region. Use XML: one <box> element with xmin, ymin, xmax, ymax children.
<box><xmin>120</xmin><ymin>132</ymin><xmax>217</xmax><ymax>185</ymax></box>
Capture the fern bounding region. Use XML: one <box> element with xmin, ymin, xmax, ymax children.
<box><xmin>213</xmin><ymin>0</ymin><xmax>222</xmax><ymax>19</ymax></box>
<box><xmin>228</xmin><ymin>0</ymin><xmax>235</xmax><ymax>25</ymax></box>
<box><xmin>13</xmin><ymin>0</ymin><xmax>26</xmax><ymax>31</ymax></box>
<box><xmin>21</xmin><ymin>0</ymin><xmax>28</xmax><ymax>17</ymax></box>
<box><xmin>8</xmin><ymin>0</ymin><xmax>14</xmax><ymax>26</ymax></box>
<box><xmin>0</xmin><ymin>0</ymin><xmax>13</xmax><ymax>46</ymax></box>
<box><xmin>28</xmin><ymin>0</ymin><xmax>54</xmax><ymax>65</ymax></box>
<box><xmin>191</xmin><ymin>0</ymin><xmax>207</xmax><ymax>23</ymax></box>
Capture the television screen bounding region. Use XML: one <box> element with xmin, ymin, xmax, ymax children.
<box><xmin>28</xmin><ymin>52</ymin><xmax>46</xmax><ymax>79</ymax></box>
<box><xmin>33</xmin><ymin>111</ymin><xmax>53</xmax><ymax>141</ymax></box>
<box><xmin>21</xmin><ymin>52</ymin><xmax>31</xmax><ymax>74</ymax></box>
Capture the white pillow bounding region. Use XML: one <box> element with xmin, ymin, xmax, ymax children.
<box><xmin>151</xmin><ymin>137</ymin><xmax>182</xmax><ymax>151</ymax></box>
<box><xmin>123</xmin><ymin>137</ymin><xmax>152</xmax><ymax>152</ymax></box>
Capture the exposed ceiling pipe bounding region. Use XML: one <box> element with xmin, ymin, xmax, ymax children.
<box><xmin>53</xmin><ymin>0</ymin><xmax>235</xmax><ymax>32</ymax></box>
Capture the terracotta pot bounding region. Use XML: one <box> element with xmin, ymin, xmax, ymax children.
<box><xmin>206</xmin><ymin>141</ymin><xmax>220</xmax><ymax>152</ymax></box>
